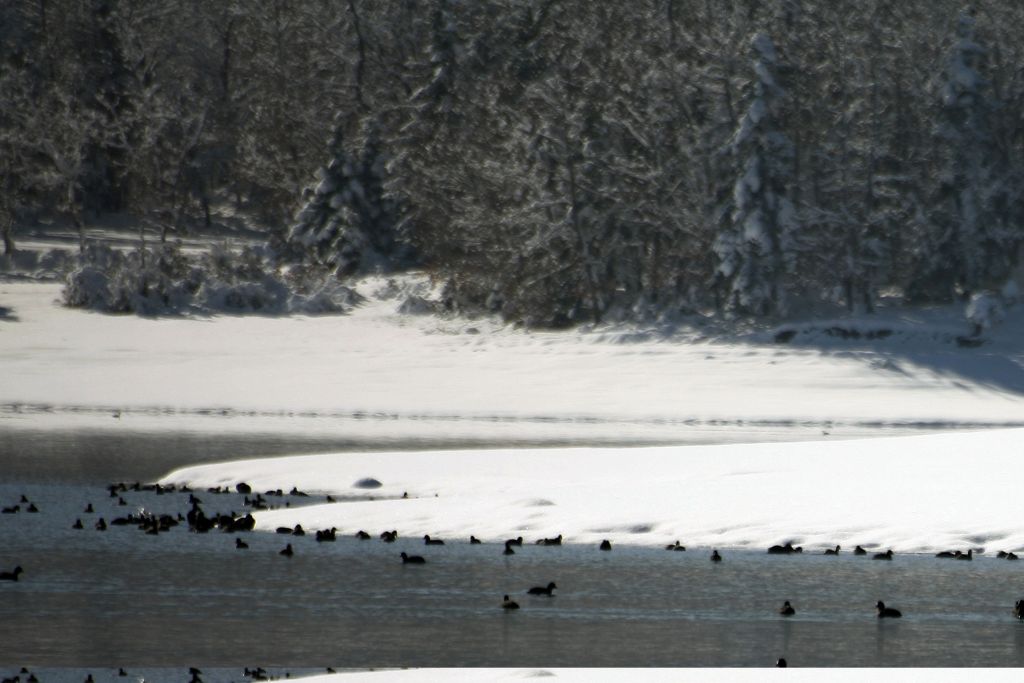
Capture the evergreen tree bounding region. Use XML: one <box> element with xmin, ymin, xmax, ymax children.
<box><xmin>287</xmin><ymin>117</ymin><xmax>405</xmax><ymax>277</ymax></box>
<box><xmin>713</xmin><ymin>33</ymin><xmax>799</xmax><ymax>316</ymax></box>
<box><xmin>911</xmin><ymin>9</ymin><xmax>1020</xmax><ymax>301</ymax></box>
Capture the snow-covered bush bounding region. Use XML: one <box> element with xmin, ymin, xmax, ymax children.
<box><xmin>62</xmin><ymin>242</ymin><xmax>360</xmax><ymax>316</ymax></box>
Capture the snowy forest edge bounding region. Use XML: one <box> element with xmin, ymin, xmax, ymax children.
<box><xmin>3</xmin><ymin>1</ymin><xmax>1024</xmax><ymax>332</ymax></box>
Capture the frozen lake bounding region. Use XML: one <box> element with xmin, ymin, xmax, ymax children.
<box><xmin>2</xmin><ymin>428</ymin><xmax>1024</xmax><ymax>671</ymax></box>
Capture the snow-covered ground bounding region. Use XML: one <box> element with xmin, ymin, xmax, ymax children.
<box><xmin>1</xmin><ymin>274</ymin><xmax>1023</xmax><ymax>441</ymax></box>
<box><xmin>291</xmin><ymin>667</ymin><xmax>1009</xmax><ymax>683</ymax></box>
<box><xmin>161</xmin><ymin>428</ymin><xmax>1024</xmax><ymax>555</ymax></box>
<box><xmin>4</xmin><ymin>265</ymin><xmax>1024</xmax><ymax>554</ymax></box>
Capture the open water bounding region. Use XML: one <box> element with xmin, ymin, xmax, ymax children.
<box><xmin>1</xmin><ymin>427</ymin><xmax>1023</xmax><ymax>675</ymax></box>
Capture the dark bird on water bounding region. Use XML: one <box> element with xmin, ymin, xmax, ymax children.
<box><xmin>824</xmin><ymin>545</ymin><xmax>841</xmax><ymax>555</ymax></box>
<box><xmin>502</xmin><ymin>594</ymin><xmax>520</xmax><ymax>610</ymax></box>
<box><xmin>779</xmin><ymin>600</ymin><xmax>795</xmax><ymax>616</ymax></box>
<box><xmin>873</xmin><ymin>549</ymin><xmax>894</xmax><ymax>560</ymax></box>
<box><xmin>470</xmin><ymin>535</ymin><xmax>482</xmax><ymax>544</ymax></box>
<box><xmin>280</xmin><ymin>543</ymin><xmax>294</xmax><ymax>557</ymax></box>
<box><xmin>776</xmin><ymin>658</ymin><xmax>787</xmax><ymax>668</ymax></box>
<box><xmin>424</xmin><ymin>534</ymin><xmax>445</xmax><ymax>545</ymax></box>
<box><xmin>599</xmin><ymin>540</ymin><xmax>612</xmax><ymax>551</ymax></box>
<box><xmin>0</xmin><ymin>566</ymin><xmax>23</xmax><ymax>581</ymax></box>
<box><xmin>401</xmin><ymin>552</ymin><xmax>426</xmax><ymax>564</ymax></box>
<box><xmin>666</xmin><ymin>541</ymin><xmax>686</xmax><ymax>551</ymax></box>
<box><xmin>1014</xmin><ymin>600</ymin><xmax>1024</xmax><ymax>620</ymax></box>
<box><xmin>236</xmin><ymin>538</ymin><xmax>249</xmax><ymax>549</ymax></box>
<box><xmin>876</xmin><ymin>600</ymin><xmax>902</xmax><ymax>618</ymax></box>
<box><xmin>767</xmin><ymin>542</ymin><xmax>802</xmax><ymax>555</ymax></box>
<box><xmin>853</xmin><ymin>545</ymin><xmax>867</xmax><ymax>555</ymax></box>
<box><xmin>711</xmin><ymin>550</ymin><xmax>722</xmax><ymax>562</ymax></box>
<box><xmin>528</xmin><ymin>581</ymin><xmax>557</xmax><ymax>596</ymax></box>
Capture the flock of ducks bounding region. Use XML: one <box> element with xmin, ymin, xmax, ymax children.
<box><xmin>1</xmin><ymin>666</ymin><xmax>313</xmax><ymax>683</ymax></box>
<box><xmin>4</xmin><ymin>481</ymin><xmax>1024</xmax><ymax>671</ymax></box>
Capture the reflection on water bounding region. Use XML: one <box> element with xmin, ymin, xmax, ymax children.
<box><xmin>0</xmin><ymin>428</ymin><xmax>1022</xmax><ymax>668</ymax></box>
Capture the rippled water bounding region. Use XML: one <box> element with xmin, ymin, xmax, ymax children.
<box><xmin>1</xmin><ymin>428</ymin><xmax>1023</xmax><ymax>671</ymax></box>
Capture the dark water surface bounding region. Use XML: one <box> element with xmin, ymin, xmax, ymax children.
<box><xmin>1</xmin><ymin>429</ymin><xmax>1023</xmax><ymax>670</ymax></box>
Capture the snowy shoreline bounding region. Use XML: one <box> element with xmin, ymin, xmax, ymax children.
<box><xmin>2</xmin><ymin>279</ymin><xmax>1024</xmax><ymax>439</ymax></box>
<box><xmin>161</xmin><ymin>428</ymin><xmax>1024</xmax><ymax>556</ymax></box>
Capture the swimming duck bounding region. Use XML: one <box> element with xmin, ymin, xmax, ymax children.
<box><xmin>776</xmin><ymin>658</ymin><xmax>787</xmax><ymax>667</ymax></box>
<box><xmin>502</xmin><ymin>594</ymin><xmax>520</xmax><ymax>610</ymax></box>
<box><xmin>315</xmin><ymin>528</ymin><xmax>337</xmax><ymax>542</ymax></box>
<box><xmin>779</xmin><ymin>600</ymin><xmax>795</xmax><ymax>616</ymax></box>
<box><xmin>1</xmin><ymin>505</ymin><xmax>19</xmax><ymax>514</ymax></box>
<box><xmin>666</xmin><ymin>541</ymin><xmax>686</xmax><ymax>551</ymax></box>
<box><xmin>470</xmin><ymin>535</ymin><xmax>482</xmax><ymax>544</ymax></box>
<box><xmin>95</xmin><ymin>518</ymin><xmax>107</xmax><ymax>531</ymax></box>
<box><xmin>235</xmin><ymin>538</ymin><xmax>249</xmax><ymax>549</ymax></box>
<box><xmin>599</xmin><ymin>540</ymin><xmax>612</xmax><ymax>551</ymax></box>
<box><xmin>768</xmin><ymin>542</ymin><xmax>799</xmax><ymax>555</ymax></box>
<box><xmin>936</xmin><ymin>550</ymin><xmax>958</xmax><ymax>558</ymax></box>
<box><xmin>1007</xmin><ymin>552</ymin><xmax>1019</xmax><ymax>560</ymax></box>
<box><xmin>72</xmin><ymin>519</ymin><xmax>84</xmax><ymax>530</ymax></box>
<box><xmin>876</xmin><ymin>600</ymin><xmax>902</xmax><ymax>618</ymax></box>
<box><xmin>84</xmin><ymin>503</ymin><xmax>94</xmax><ymax>513</ymax></box>
<box><xmin>955</xmin><ymin>549</ymin><xmax>973</xmax><ymax>561</ymax></box>
<box><xmin>291</xmin><ymin>524</ymin><xmax>305</xmax><ymax>536</ymax></box>
<box><xmin>276</xmin><ymin>527</ymin><xmax>292</xmax><ymax>535</ymax></box>
<box><xmin>280</xmin><ymin>543</ymin><xmax>294</xmax><ymax>557</ymax></box>
<box><xmin>824</xmin><ymin>545</ymin><xmax>841</xmax><ymax>555</ymax></box>
<box><xmin>537</xmin><ymin>534</ymin><xmax>563</xmax><ymax>546</ymax></box>
<box><xmin>853</xmin><ymin>545</ymin><xmax>867</xmax><ymax>555</ymax></box>
<box><xmin>25</xmin><ymin>503</ymin><xmax>38</xmax><ymax>513</ymax></box>
<box><xmin>506</xmin><ymin>536</ymin><xmax>524</xmax><ymax>546</ymax></box>
<box><xmin>503</xmin><ymin>541</ymin><xmax>516</xmax><ymax>556</ymax></box>
<box><xmin>0</xmin><ymin>566</ymin><xmax>23</xmax><ymax>581</ymax></box>
<box><xmin>711</xmin><ymin>550</ymin><xmax>722</xmax><ymax>562</ymax></box>
<box><xmin>873</xmin><ymin>549</ymin><xmax>894</xmax><ymax>560</ymax></box>
<box><xmin>355</xmin><ymin>530</ymin><xmax>371</xmax><ymax>540</ymax></box>
<box><xmin>1014</xmin><ymin>600</ymin><xmax>1024</xmax><ymax>620</ymax></box>
<box><xmin>424</xmin><ymin>535</ymin><xmax>445</xmax><ymax>545</ymax></box>
<box><xmin>528</xmin><ymin>581</ymin><xmax>557</xmax><ymax>596</ymax></box>
<box><xmin>400</xmin><ymin>551</ymin><xmax>426</xmax><ymax>564</ymax></box>
<box><xmin>381</xmin><ymin>530</ymin><xmax>398</xmax><ymax>543</ymax></box>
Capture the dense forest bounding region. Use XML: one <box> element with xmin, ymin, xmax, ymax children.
<box><xmin>2</xmin><ymin>1</ymin><xmax>1024</xmax><ymax>324</ymax></box>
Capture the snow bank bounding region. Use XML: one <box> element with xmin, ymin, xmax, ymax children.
<box><xmin>161</xmin><ymin>429</ymin><xmax>1024</xmax><ymax>555</ymax></box>
<box><xmin>287</xmin><ymin>664</ymin><xmax>995</xmax><ymax>682</ymax></box>
<box><xmin>2</xmin><ymin>278</ymin><xmax>1023</xmax><ymax>440</ymax></box>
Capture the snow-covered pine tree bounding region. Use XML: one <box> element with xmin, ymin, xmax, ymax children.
<box><xmin>288</xmin><ymin>121</ymin><xmax>355</xmax><ymax>273</ymax></box>
<box><xmin>382</xmin><ymin>0</ymin><xmax>464</xmax><ymax>271</ymax></box>
<box><xmin>287</xmin><ymin>116</ymin><xmax>404</xmax><ymax>278</ymax></box>
<box><xmin>713</xmin><ymin>33</ymin><xmax>799</xmax><ymax>317</ymax></box>
<box><xmin>911</xmin><ymin>9</ymin><xmax>1020</xmax><ymax>301</ymax></box>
